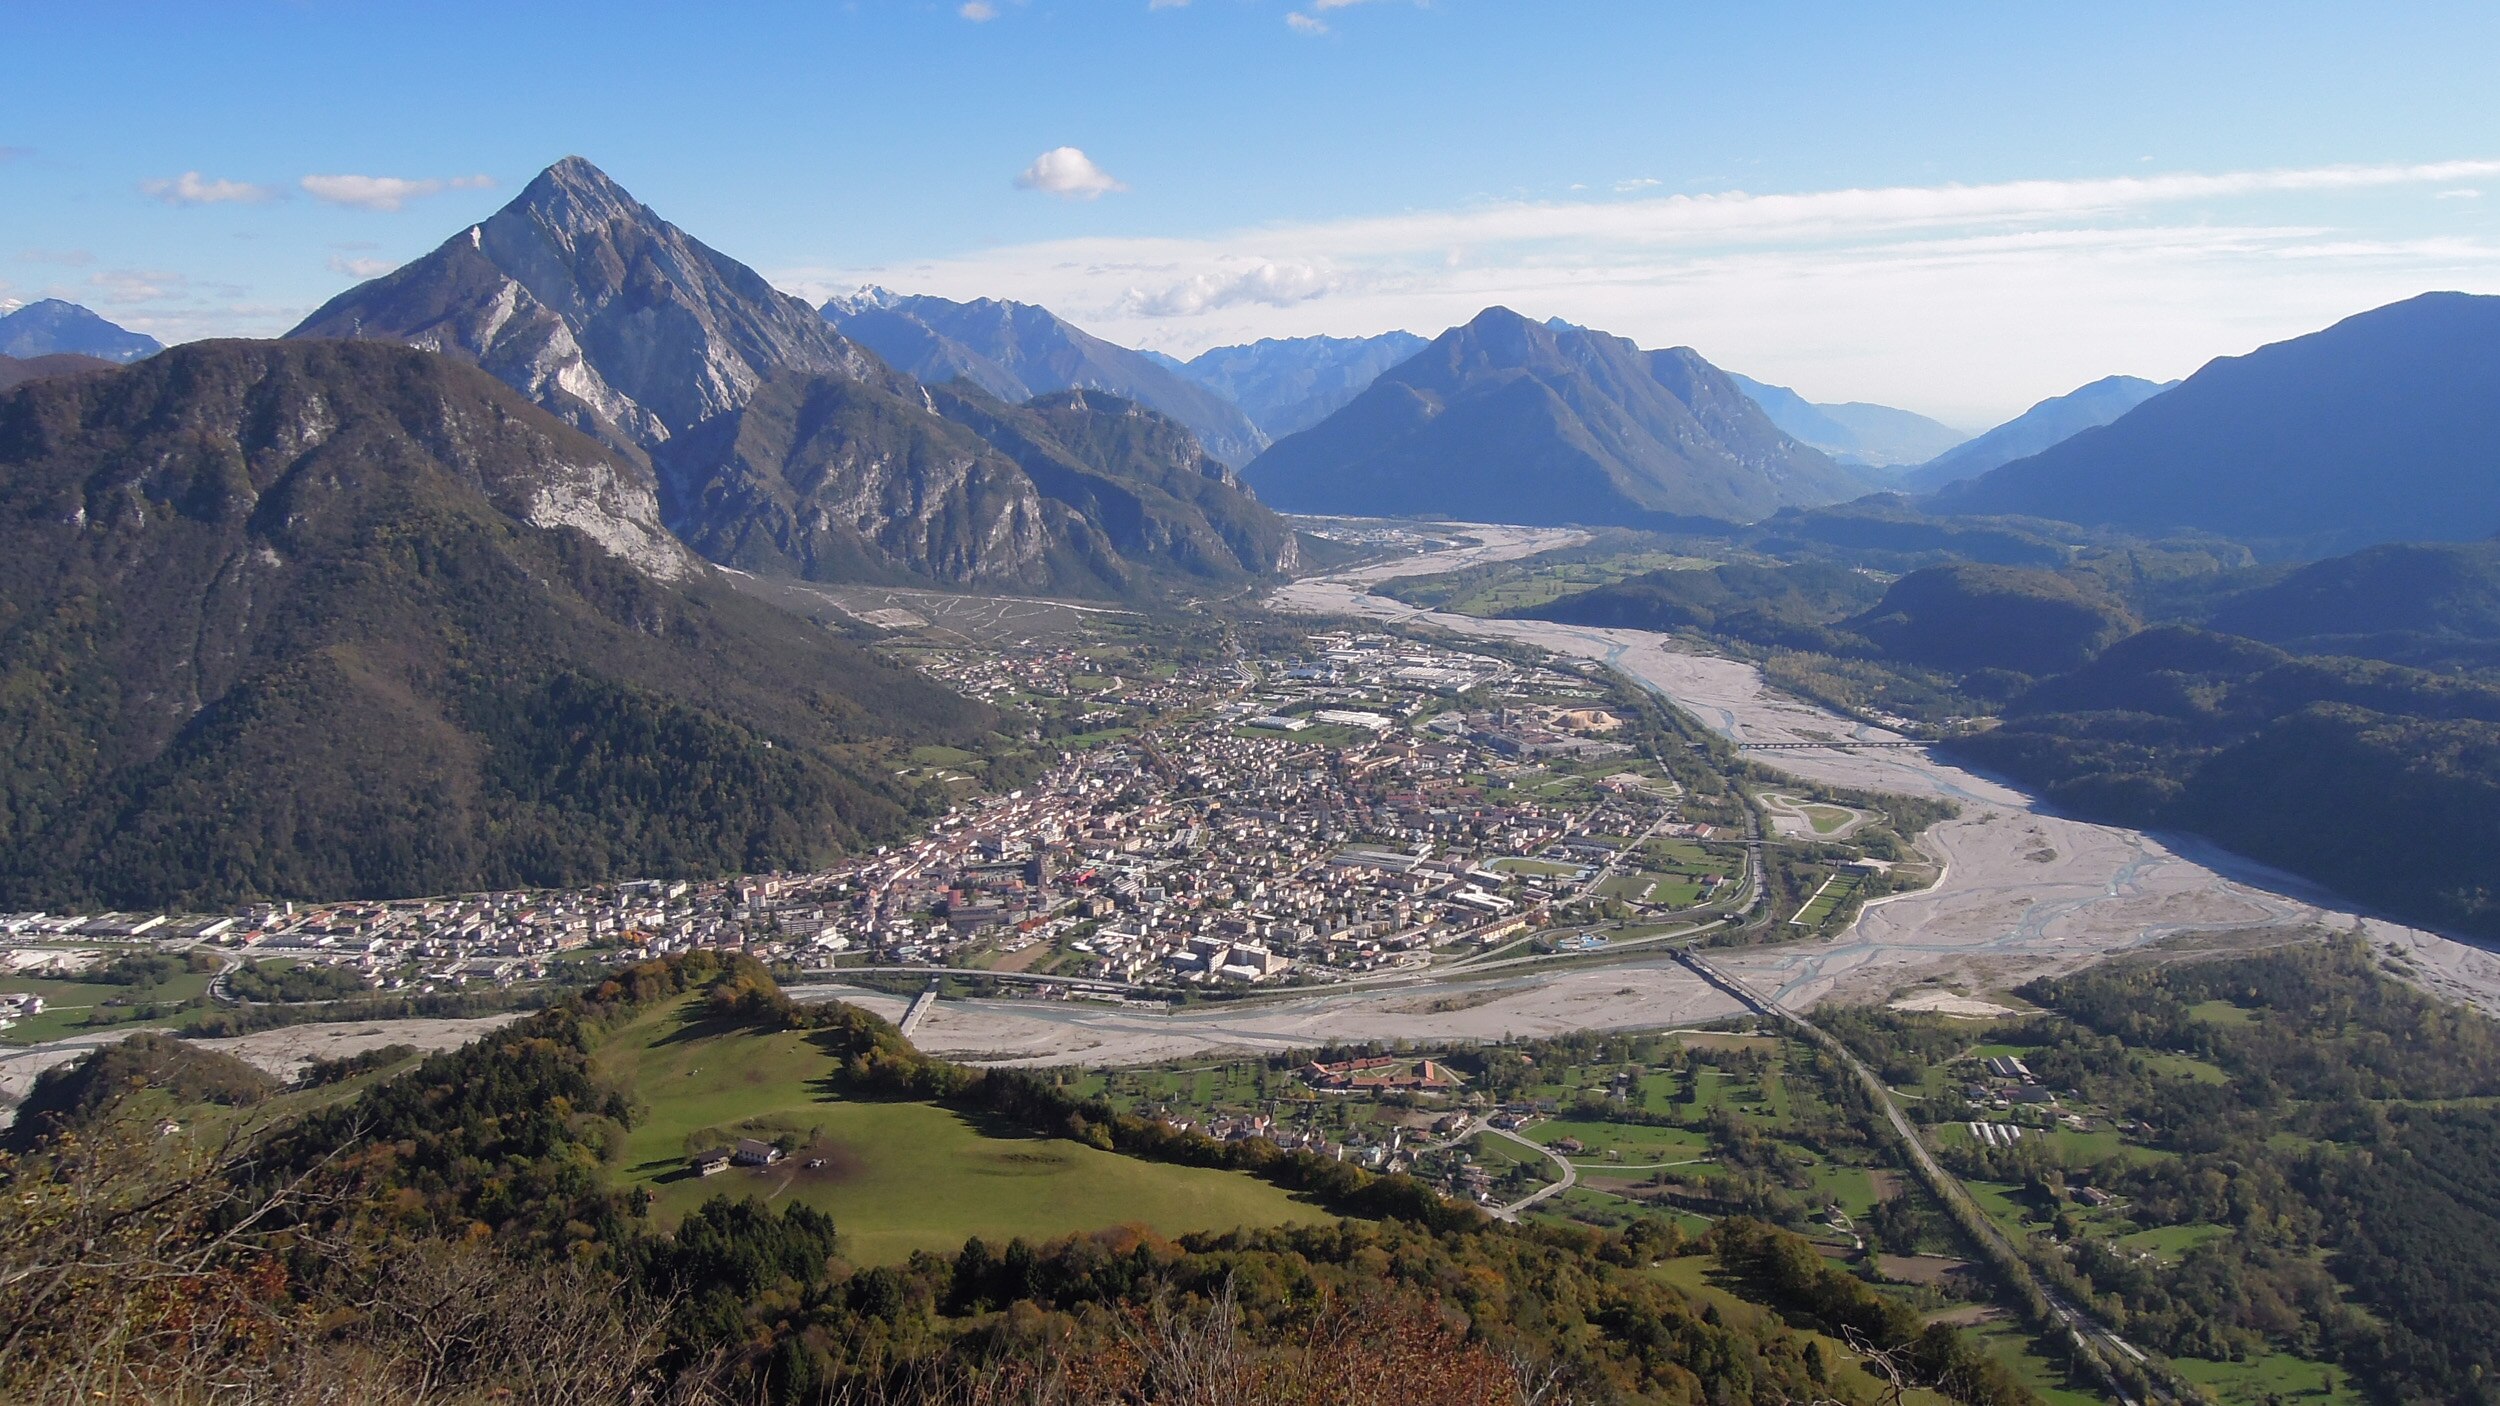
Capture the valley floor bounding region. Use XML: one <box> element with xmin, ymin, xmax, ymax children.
<box><xmin>854</xmin><ymin>521</ymin><xmax>2500</xmax><ymax>1065</ymax></box>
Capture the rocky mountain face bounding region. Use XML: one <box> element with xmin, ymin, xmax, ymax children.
<box><xmin>825</xmin><ymin>289</ymin><xmax>1268</xmax><ymax>467</ymax></box>
<box><xmin>0</xmin><ymin>300</ymin><xmax>163</xmax><ymax>363</ymax></box>
<box><xmin>1941</xmin><ymin>293</ymin><xmax>2500</xmax><ymax>555</ymax></box>
<box><xmin>1244</xmin><ymin>307</ymin><xmax>1868</xmax><ymax>526</ymax></box>
<box><xmin>1725</xmin><ymin>372</ymin><xmax>1968</xmax><ymax>468</ymax></box>
<box><xmin>928</xmin><ymin>386</ymin><xmax>1296</xmax><ymax>584</ymax></box>
<box><xmin>650</xmin><ymin>368</ymin><xmax>1061</xmax><ymax>588</ymax></box>
<box><xmin>1174</xmin><ymin>331</ymin><xmax>1429</xmax><ymax>439</ymax></box>
<box><xmin>290</xmin><ymin>159</ymin><xmax>1292</xmax><ymax>599</ymax></box>
<box><xmin>1903</xmin><ymin>374</ymin><xmax>2174</xmax><ymax>491</ymax></box>
<box><xmin>0</xmin><ymin>339</ymin><xmax>985</xmax><ymax>908</ymax></box>
<box><xmin>292</xmin><ymin>157</ymin><xmax>873</xmax><ymax>450</ymax></box>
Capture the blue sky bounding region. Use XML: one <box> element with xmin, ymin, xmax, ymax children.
<box><xmin>6</xmin><ymin>0</ymin><xmax>2498</xmax><ymax>421</ymax></box>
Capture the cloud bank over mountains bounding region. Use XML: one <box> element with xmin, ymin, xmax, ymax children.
<box><xmin>788</xmin><ymin>158</ymin><xmax>2500</xmax><ymax>424</ymax></box>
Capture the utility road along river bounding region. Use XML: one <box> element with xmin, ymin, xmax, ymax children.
<box><xmin>830</xmin><ymin>524</ymin><xmax>2500</xmax><ymax>1065</ymax></box>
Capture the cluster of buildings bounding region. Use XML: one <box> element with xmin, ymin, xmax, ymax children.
<box><xmin>2</xmin><ymin>626</ymin><xmax>1708</xmax><ymax>1006</ymax></box>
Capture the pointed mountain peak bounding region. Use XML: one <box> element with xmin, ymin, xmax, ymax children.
<box><xmin>504</xmin><ymin>155</ymin><xmax>651</xmax><ymax>236</ymax></box>
<box><xmin>822</xmin><ymin>284</ymin><xmax>905</xmax><ymax>315</ymax></box>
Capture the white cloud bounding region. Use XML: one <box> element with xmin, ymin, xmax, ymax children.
<box><xmin>1119</xmin><ymin>261</ymin><xmax>1339</xmax><ymax>317</ymax></box>
<box><xmin>300</xmin><ymin>173</ymin><xmax>494</xmax><ymax>212</ymax></box>
<box><xmin>141</xmin><ymin>171</ymin><xmax>278</xmax><ymax>206</ymax></box>
<box><xmin>2438</xmin><ymin>188</ymin><xmax>2482</xmax><ymax>200</ymax></box>
<box><xmin>779</xmin><ymin>157</ymin><xmax>2500</xmax><ymax>423</ymax></box>
<box><xmin>326</xmin><ymin>254</ymin><xmax>397</xmax><ymax>279</ymax></box>
<box><xmin>1614</xmin><ymin>177</ymin><xmax>1661</xmax><ymax>193</ymax></box>
<box><xmin>1148</xmin><ymin>0</ymin><xmax>1189</xmax><ymax>8</ymax></box>
<box><xmin>960</xmin><ymin>1</ymin><xmax>998</xmax><ymax>18</ymax></box>
<box><xmin>1014</xmin><ymin>146</ymin><xmax>1126</xmax><ymax>200</ymax></box>
<box><xmin>87</xmin><ymin>267</ymin><xmax>190</xmax><ymax>303</ymax></box>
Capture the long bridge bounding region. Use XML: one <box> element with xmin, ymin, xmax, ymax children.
<box><xmin>1736</xmin><ymin>739</ymin><xmax>1928</xmax><ymax>751</ymax></box>
<box><xmin>896</xmin><ymin>982</ymin><xmax>941</xmax><ymax>1037</ymax></box>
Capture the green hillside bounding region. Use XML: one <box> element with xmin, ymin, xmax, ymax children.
<box><xmin>0</xmin><ymin>340</ymin><xmax>989</xmax><ymax>908</ymax></box>
<box><xmin>594</xmin><ymin>997</ymin><xmax>1329</xmax><ymax>1262</ymax></box>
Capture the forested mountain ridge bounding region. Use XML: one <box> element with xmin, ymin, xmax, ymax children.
<box><xmin>1903</xmin><ymin>374</ymin><xmax>2172</xmax><ymax>491</ymax></box>
<box><xmin>924</xmin><ymin>385</ymin><xmax>1297</xmax><ymax>583</ymax></box>
<box><xmin>2196</xmin><ymin>538</ymin><xmax>2500</xmax><ymax>670</ymax></box>
<box><xmin>1843</xmin><ymin>564</ymin><xmax>2138</xmax><ymax>678</ymax></box>
<box><xmin>1244</xmin><ymin>307</ymin><xmax>1868</xmax><ymax>525</ymax></box>
<box><xmin>0</xmin><ymin>351</ymin><xmax>115</xmax><ymax>392</ymax></box>
<box><xmin>0</xmin><ymin>339</ymin><xmax>987</xmax><ymax>908</ymax></box>
<box><xmin>825</xmin><ymin>288</ymin><xmax>1269</xmax><ymax>466</ymax></box>
<box><xmin>1941</xmin><ymin>292</ymin><xmax>2500</xmax><ymax>554</ymax></box>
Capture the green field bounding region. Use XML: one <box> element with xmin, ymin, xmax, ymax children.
<box><xmin>2119</xmin><ymin>1221</ymin><xmax>2228</xmax><ymax>1261</ymax></box>
<box><xmin>1800</xmin><ymin>800</ymin><xmax>1860</xmax><ymax>830</ymax></box>
<box><xmin>1524</xmin><ymin>1116</ymin><xmax>1714</xmax><ymax>1166</ymax></box>
<box><xmin>2169</xmin><ymin>1349</ymin><xmax>2357</xmax><ymax>1405</ymax></box>
<box><xmin>0</xmin><ymin>966</ymin><xmax>217</xmax><ymax>1045</ymax></box>
<box><xmin>1793</xmin><ymin>872</ymin><xmax>1864</xmax><ymax>926</ymax></box>
<box><xmin>596</xmin><ymin>1001</ymin><xmax>1332</xmax><ymax>1262</ymax></box>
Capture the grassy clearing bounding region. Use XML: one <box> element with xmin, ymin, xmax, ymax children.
<box><xmin>0</xmin><ymin>966</ymin><xmax>218</xmax><ymax>1045</ymax></box>
<box><xmin>2168</xmin><ymin>1350</ymin><xmax>2358</xmax><ymax>1405</ymax></box>
<box><xmin>2119</xmin><ymin>1221</ymin><xmax>2228</xmax><ymax>1261</ymax></box>
<box><xmin>2185</xmin><ymin>999</ymin><xmax>2257</xmax><ymax>1027</ymax></box>
<box><xmin>596</xmin><ymin>1001</ymin><xmax>1332</xmax><ymax>1263</ymax></box>
<box><xmin>1961</xmin><ymin>1321</ymin><xmax>2109</xmax><ymax>1406</ymax></box>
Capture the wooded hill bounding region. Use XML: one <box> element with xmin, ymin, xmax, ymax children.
<box><xmin>1502</xmin><ymin>531</ymin><xmax>2500</xmax><ymax>938</ymax></box>
<box><xmin>1</xmin><ymin>953</ymin><xmax>2039</xmax><ymax>1406</ymax></box>
<box><xmin>0</xmin><ymin>340</ymin><xmax>990</xmax><ymax>908</ymax></box>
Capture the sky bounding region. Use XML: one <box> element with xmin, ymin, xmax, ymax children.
<box><xmin>5</xmin><ymin>1</ymin><xmax>2498</xmax><ymax>424</ymax></box>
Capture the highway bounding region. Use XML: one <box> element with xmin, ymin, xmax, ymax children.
<box><xmin>1675</xmin><ymin>947</ymin><xmax>2160</xmax><ymax>1406</ymax></box>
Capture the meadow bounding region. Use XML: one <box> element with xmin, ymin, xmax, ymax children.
<box><xmin>595</xmin><ymin>1000</ymin><xmax>1332</xmax><ymax>1263</ymax></box>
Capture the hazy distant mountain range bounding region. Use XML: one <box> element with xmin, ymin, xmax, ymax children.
<box><xmin>824</xmin><ymin>289</ymin><xmax>1267</xmax><ymax>467</ymax></box>
<box><xmin>1942</xmin><ymin>292</ymin><xmax>2500</xmax><ymax>554</ymax></box>
<box><xmin>1244</xmin><ymin>307</ymin><xmax>1867</xmax><ymax>526</ymax></box>
<box><xmin>1170</xmin><ymin>331</ymin><xmax>1431</xmax><ymax>439</ymax></box>
<box><xmin>0</xmin><ymin>299</ymin><xmax>162</xmax><ymax>363</ymax></box>
<box><xmin>289</xmin><ymin>158</ymin><xmax>1291</xmax><ymax>597</ymax></box>
<box><xmin>0</xmin><ymin>352</ymin><xmax>115</xmax><ymax>392</ymax></box>
<box><xmin>1902</xmin><ymin>374</ymin><xmax>2174</xmax><ymax>491</ymax></box>
<box><xmin>1724</xmin><ymin>372</ymin><xmax>1969</xmax><ymax>468</ymax></box>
